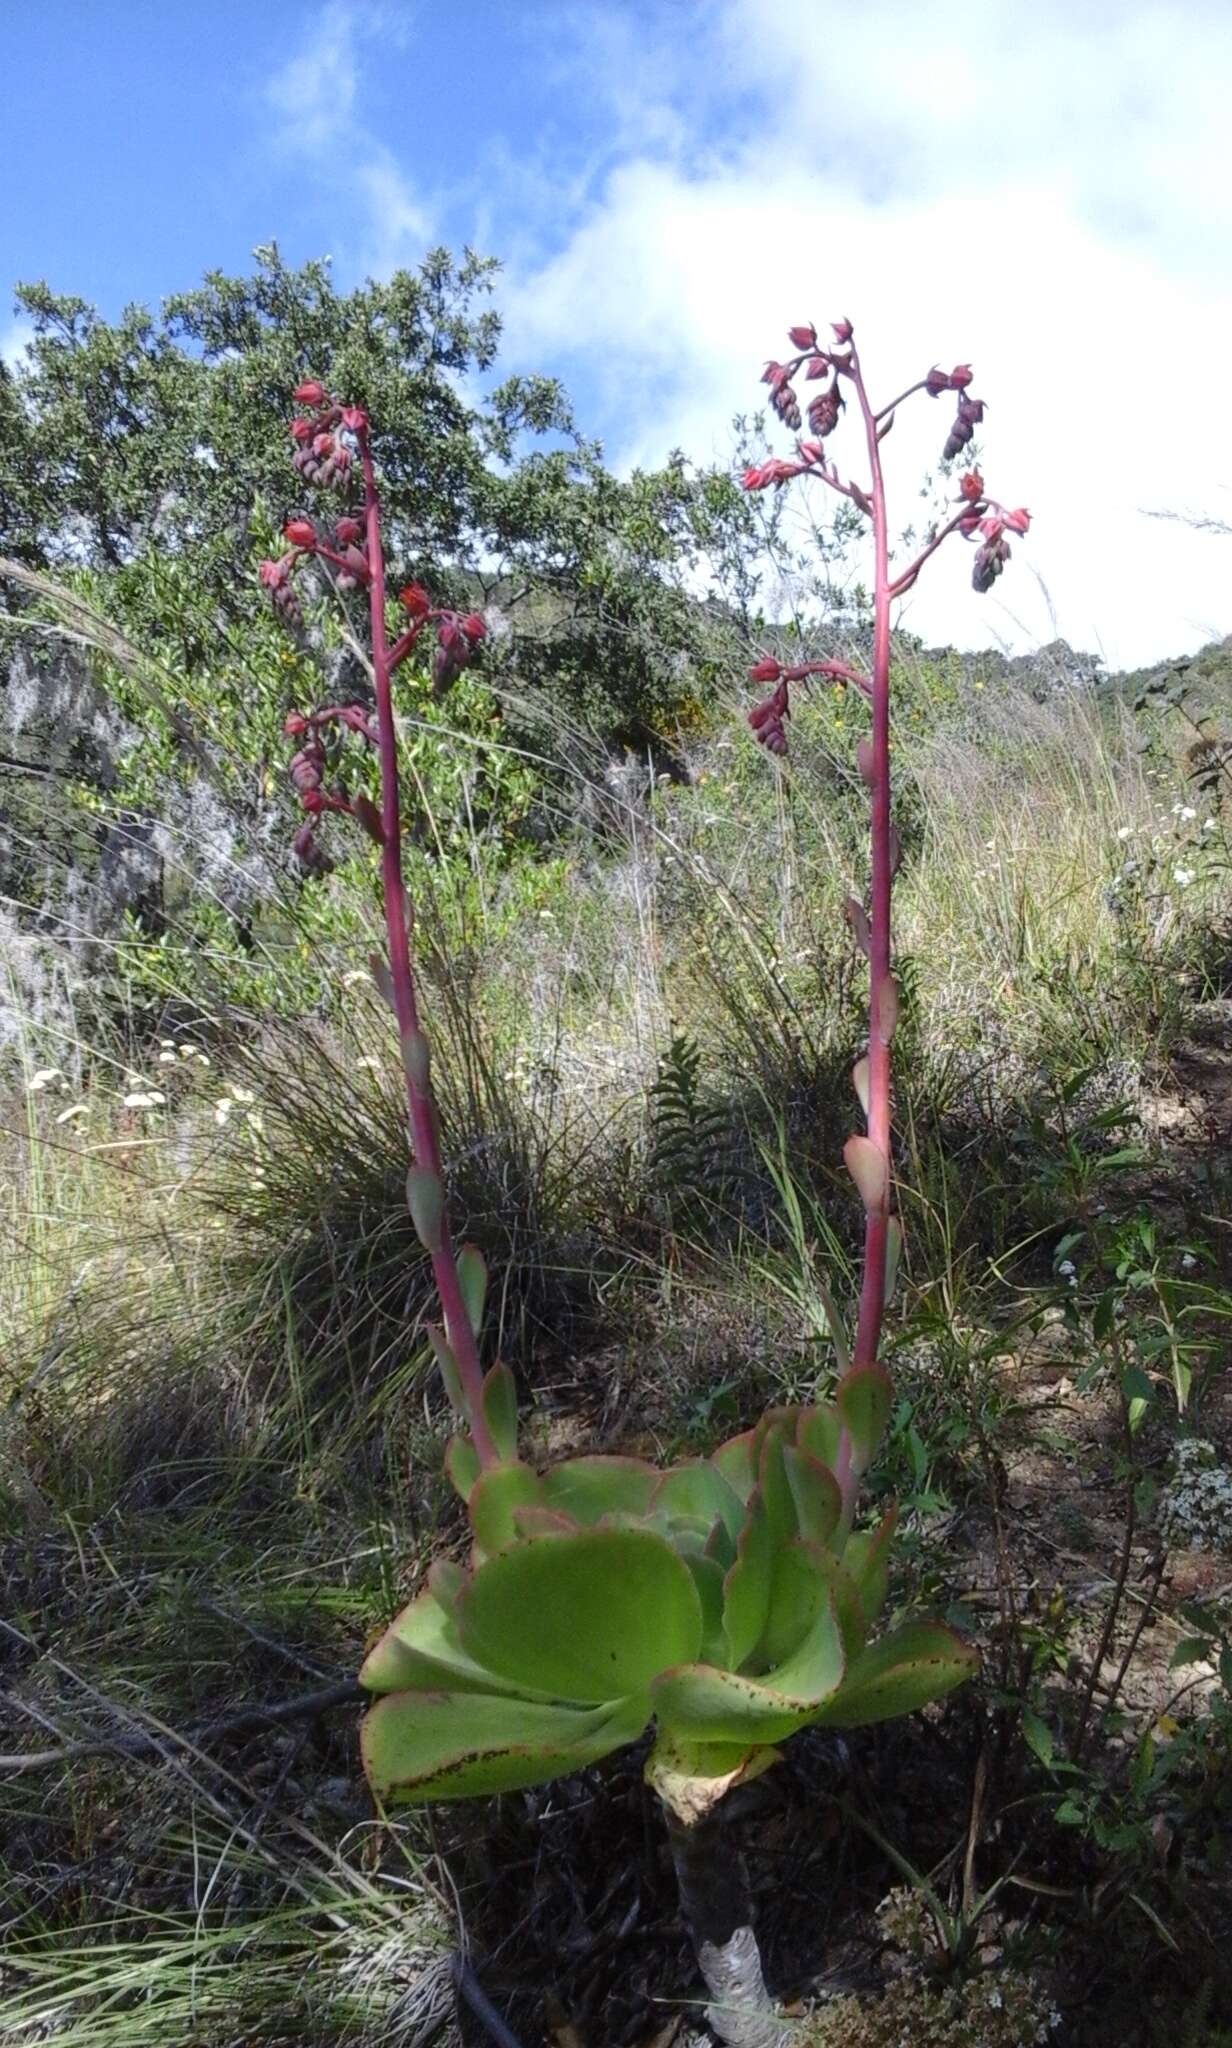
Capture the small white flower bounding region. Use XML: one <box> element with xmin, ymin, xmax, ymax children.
<box><xmin>231</xmin><ymin>1086</ymin><xmax>256</xmax><ymax>1105</ymax></box>
<box><xmin>158</xmin><ymin>1050</ymin><xmax>178</xmax><ymax>1064</ymax></box>
<box><xmin>1203</xmin><ymin>816</ymin><xmax>1217</xmax><ymax>832</ymax></box>
<box><xmin>1182</xmin><ymin>1252</ymin><xmax>1198</xmax><ymax>1270</ymax></box>
<box><xmin>1057</xmin><ymin>1258</ymin><xmax>1076</xmax><ymax>1278</ymax></box>
<box><xmin>985</xmin><ymin>837</ymin><xmax>997</xmax><ymax>851</ymax></box>
<box><xmin>195</xmin><ymin>1053</ymin><xmax>211</xmax><ymax>1067</ymax></box>
<box><xmin>356</xmin><ymin>1055</ymin><xmax>381</xmax><ymax>1070</ymax></box>
<box><xmin>159</xmin><ymin>1038</ymin><xmax>176</xmax><ymax>1050</ymax></box>
<box><xmin>342</xmin><ymin>968</ymin><xmax>369</xmax><ymax>986</ymax></box>
<box><xmin>29</xmin><ymin>1067</ymin><xmax>64</xmax><ymax>1092</ymax></box>
<box><xmin>56</xmin><ymin>1103</ymin><xmax>89</xmax><ymax>1124</ymax></box>
<box><xmin>178</xmin><ymin>1043</ymin><xmax>199</xmax><ymax>1059</ymax></box>
<box><xmin>1173</xmin><ymin>866</ymin><xmax>1195</xmax><ymax>886</ymax></box>
<box><xmin>1179</xmin><ymin>805</ymin><xmax>1197</xmax><ymax>821</ymax></box>
<box><xmin>1116</xmin><ymin>825</ymin><xmax>1134</xmax><ymax>840</ymax></box>
<box><xmin>214</xmin><ymin>1099</ymin><xmax>235</xmax><ymax>1125</ymax></box>
<box><xmin>123</xmin><ymin>1090</ymin><xmax>165</xmax><ymax>1109</ymax></box>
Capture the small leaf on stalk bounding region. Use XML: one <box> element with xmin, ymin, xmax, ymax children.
<box><xmin>444</xmin><ymin>1433</ymin><xmax>480</xmax><ymax>1502</ymax></box>
<box><xmin>876</xmin><ymin>976</ymin><xmax>899</xmax><ymax>1045</ymax></box>
<box><xmin>406</xmin><ymin>1166</ymin><xmax>444</xmax><ymax>1252</ymax></box>
<box><xmin>352</xmin><ymin>791</ymin><xmax>385</xmax><ymax>844</ymax></box>
<box><xmin>844</xmin><ymin>1135</ymin><xmax>889</xmax><ymax>1214</ymax></box>
<box><xmin>481</xmin><ymin>1360</ymin><xmax>519</xmax><ymax>1462</ymax></box>
<box><xmin>368</xmin><ymin>950</ymin><xmax>396</xmax><ymax>1010</ymax></box>
<box><xmin>651</xmin><ymin>1460</ymin><xmax>746</xmax><ymax>1544</ymax></box>
<box><xmin>885</xmin><ymin>1217</ymin><xmax>903</xmax><ymax>1302</ymax></box>
<box><xmin>852</xmin><ymin>1055</ymin><xmax>870</xmax><ymax>1117</ymax></box>
<box><xmin>845</xmin><ymin>897</ymin><xmax>871</xmax><ymax>957</ymax></box>
<box><xmin>456</xmin><ymin>1244</ymin><xmax>487</xmax><ymax>1339</ymax></box>
<box><xmin>427</xmin><ymin>1325</ymin><xmax>465</xmax><ymax>1414</ymax></box>
<box><xmin>856</xmin><ymin>739</ymin><xmax>875</xmax><ymax>788</ymax></box>
<box><xmin>401</xmin><ymin>1027</ymin><xmax>431</xmax><ymax>1092</ymax></box>
<box><xmin>888</xmin><ymin>826</ymin><xmax>902</xmax><ymax>877</ymax></box>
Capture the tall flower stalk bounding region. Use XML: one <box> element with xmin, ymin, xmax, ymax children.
<box><xmin>745</xmin><ymin>321</ymin><xmax>1029</xmax><ymax>1450</ymax></box>
<box><xmin>265</xmin><ymin>379</ymin><xmax>498</xmax><ymax>1467</ymax></box>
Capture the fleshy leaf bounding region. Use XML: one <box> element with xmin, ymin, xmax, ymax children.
<box><xmin>810</xmin><ymin>1621</ymin><xmax>978</xmax><ymax>1728</ymax></box>
<box><xmin>540</xmin><ymin>1455</ymin><xmax>659</xmax><ymax>1524</ymax></box>
<box><xmin>782</xmin><ymin>1443</ymin><xmax>842</xmax><ymax>1546</ymax></box>
<box><xmin>753</xmin><ymin>1538</ymin><xmax>829</xmax><ymax>1670</ymax></box>
<box><xmin>480</xmin><ymin>1360</ymin><xmax>518</xmax><ymax>1463</ymax></box>
<box><xmin>362</xmin><ymin>1689</ymin><xmax>650</xmax><ymax>1804</ymax></box>
<box><xmin>444</xmin><ymin>1434</ymin><xmax>480</xmax><ymax>1503</ymax></box>
<box><xmin>683</xmin><ymin>1552</ymin><xmax>728</xmax><ymax>1664</ymax></box>
<box><xmin>360</xmin><ymin>1584</ymin><xmax>552</xmax><ymax>1700</ymax></box>
<box><xmin>722</xmin><ymin>1489</ymin><xmax>774</xmax><ymax>1669</ymax></box>
<box><xmin>512</xmin><ymin>1505</ymin><xmax>580</xmax><ymax>1539</ymax></box>
<box><xmin>837</xmin><ymin>1363</ymin><xmax>894</xmax><ymax>1474</ymax></box>
<box><xmin>757</xmin><ymin>1423</ymin><xmax>796</xmax><ymax>1549</ymax></box>
<box><xmin>456</xmin><ymin>1244</ymin><xmax>487</xmax><ymax>1340</ymax></box>
<box><xmin>651</xmin><ymin>1460</ymin><xmax>746</xmax><ymax>1544</ymax></box>
<box><xmin>457</xmin><ymin>1527</ymin><xmax>703</xmax><ymax>1705</ymax></box>
<box><xmin>646</xmin><ymin>1729</ymin><xmax>779</xmax><ymax>1824</ymax></box>
<box><xmin>711</xmin><ymin>1429</ymin><xmax>758</xmax><ymax>1502</ymax></box>
<box><xmin>654</xmin><ymin>1585</ymin><xmax>846</xmax><ymax>1742</ymax></box>
<box><xmin>844</xmin><ymin>1505</ymin><xmax>898</xmax><ymax>1625</ymax></box>
<box><xmin>796</xmin><ymin>1403</ymin><xmax>842</xmax><ymax>1470</ymax></box>
<box><xmin>468</xmin><ymin>1461</ymin><xmax>543</xmax><ymax>1554</ymax></box>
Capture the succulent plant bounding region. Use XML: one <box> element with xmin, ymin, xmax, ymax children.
<box><xmin>360</xmin><ymin>1306</ymin><xmax>976</xmax><ymax>1813</ymax></box>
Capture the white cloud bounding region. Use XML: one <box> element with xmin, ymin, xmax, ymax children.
<box><xmin>264</xmin><ymin>3</ymin><xmax>431</xmax><ymax>272</ymax></box>
<box><xmin>495</xmin><ymin>0</ymin><xmax>1232</xmax><ymax>663</ymax></box>
<box><xmin>266</xmin><ymin>0</ymin><xmax>360</xmax><ymax>156</ymax></box>
<box><xmin>1</xmin><ymin>318</ymin><xmax>34</xmax><ymax>371</ymax></box>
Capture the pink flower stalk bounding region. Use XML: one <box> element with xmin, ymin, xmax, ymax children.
<box><xmin>260</xmin><ymin>378</ymin><xmax>497</xmax><ymax>1467</ymax></box>
<box><xmin>742</xmin><ymin>316</ymin><xmax>1027</xmax><ymax>1517</ymax></box>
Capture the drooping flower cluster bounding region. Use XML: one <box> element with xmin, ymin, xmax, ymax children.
<box><xmin>741</xmin><ymin>320</ymin><xmax>1032</xmax><ymax>754</ymax></box>
<box><xmin>256</xmin><ymin>378</ymin><xmax>488</xmax><ymax>873</ymax></box>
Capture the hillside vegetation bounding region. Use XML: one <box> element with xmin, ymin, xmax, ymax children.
<box><xmin>2</xmin><ymin>251</ymin><xmax>1232</xmax><ymax>2048</ymax></box>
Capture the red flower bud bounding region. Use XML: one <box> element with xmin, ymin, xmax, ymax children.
<box><xmin>300</xmin><ymin>787</ymin><xmax>326</xmax><ymax>813</ymax></box>
<box><xmin>949</xmin><ymin>364</ymin><xmax>974</xmax><ymax>389</ymax></box>
<box><xmin>289</xmin><ymin>418</ymin><xmax>313</xmax><ymax>442</ymax></box>
<box><xmin>335</xmin><ymin>516</ymin><xmax>362</xmax><ymax>545</ymax></box>
<box><xmin>925</xmin><ymin>366</ymin><xmax>950</xmax><ymax>396</ymax></box>
<box><xmin>805</xmin><ymin>355</ymin><xmax>831</xmax><ymax>380</ymax></box>
<box><xmin>294</xmin><ymin>380</ymin><xmax>326</xmax><ymax>406</ymax></box>
<box><xmin>398</xmin><ymin>582</ymin><xmax>431</xmax><ymax>617</ymax></box>
<box><xmin>787</xmin><ymin>324</ymin><xmax>817</xmax><ymax>350</ymax></box>
<box><xmin>1003</xmin><ymin>506</ymin><xmax>1031</xmax><ymax>534</ymax></box>
<box><xmin>460</xmin><ymin>612</ymin><xmax>486</xmax><ymax>643</ymax></box>
<box><xmin>749</xmin><ymin>657</ymin><xmax>783</xmax><ymax>683</ymax></box>
<box><xmin>313</xmin><ymin>432</ymin><xmax>335</xmax><ymax>459</ymax></box>
<box><xmin>831</xmin><ymin>318</ymin><xmax>853</xmax><ymax>343</ymax></box>
<box><xmin>341</xmin><ymin>405</ymin><xmax>368</xmax><ymax>433</ymax></box>
<box><xmin>959</xmin><ymin>471</ymin><xmax>984</xmax><ymax>503</ymax></box>
<box><xmin>283</xmin><ymin>710</ymin><xmax>310</xmax><ymax>736</ymax></box>
<box><xmin>760</xmin><ymin>360</ymin><xmax>789</xmax><ymax>388</ymax></box>
<box><xmin>797</xmin><ymin>439</ymin><xmax>824</xmax><ymax>465</ymax></box>
<box><xmin>978</xmin><ymin>515</ymin><xmax>1004</xmax><ymax>541</ymax></box>
<box><xmin>808</xmin><ymin>389</ymin><xmax>843</xmax><ymax>438</ymax></box>
<box><xmin>958</xmin><ymin>513</ymin><xmax>982</xmax><ymax>537</ymax></box>
<box><xmin>283</xmin><ymin>519</ymin><xmax>317</xmax><ymax>549</ymax></box>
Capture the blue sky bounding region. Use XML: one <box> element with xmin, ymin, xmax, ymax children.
<box><xmin>4</xmin><ymin>1</ymin><xmax>1232</xmax><ymax>664</ymax></box>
